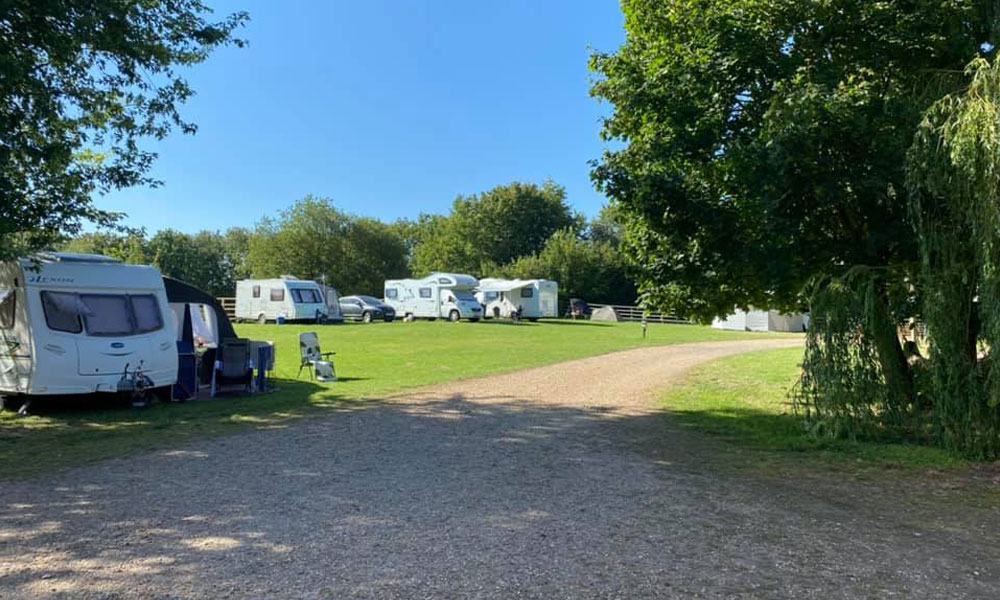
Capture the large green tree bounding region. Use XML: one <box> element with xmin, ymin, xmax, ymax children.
<box><xmin>412</xmin><ymin>181</ymin><xmax>581</xmax><ymax>275</ymax></box>
<box><xmin>0</xmin><ymin>0</ymin><xmax>247</xmax><ymax>260</ymax></box>
<box><xmin>592</xmin><ymin>0</ymin><xmax>996</xmax><ymax>448</ymax></box>
<box><xmin>247</xmin><ymin>197</ymin><xmax>409</xmax><ymax>296</ymax></box>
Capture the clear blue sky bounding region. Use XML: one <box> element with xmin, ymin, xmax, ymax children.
<box><xmin>96</xmin><ymin>1</ymin><xmax>626</xmax><ymax>234</ymax></box>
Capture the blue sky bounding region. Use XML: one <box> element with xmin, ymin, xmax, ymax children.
<box><xmin>96</xmin><ymin>1</ymin><xmax>626</xmax><ymax>234</ymax></box>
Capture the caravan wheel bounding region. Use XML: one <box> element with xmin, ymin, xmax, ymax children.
<box><xmin>257</xmin><ymin>313</ymin><xmax>267</xmax><ymax>325</ymax></box>
<box><xmin>449</xmin><ymin>310</ymin><xmax>460</xmax><ymax>322</ymax></box>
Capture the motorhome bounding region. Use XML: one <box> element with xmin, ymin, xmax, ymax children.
<box><xmin>0</xmin><ymin>253</ymin><xmax>178</xmax><ymax>402</ymax></box>
<box><xmin>712</xmin><ymin>309</ymin><xmax>807</xmax><ymax>332</ymax></box>
<box><xmin>383</xmin><ymin>273</ymin><xmax>483</xmax><ymax>321</ymax></box>
<box><xmin>476</xmin><ymin>278</ymin><xmax>559</xmax><ymax>321</ymax></box>
<box><xmin>235</xmin><ymin>277</ymin><xmax>328</xmax><ymax>323</ymax></box>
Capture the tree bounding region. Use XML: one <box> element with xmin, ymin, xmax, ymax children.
<box><xmin>591</xmin><ymin>0</ymin><xmax>997</xmax><ymax>453</ymax></box>
<box><xmin>500</xmin><ymin>230</ymin><xmax>636</xmax><ymax>306</ymax></box>
<box><xmin>148</xmin><ymin>230</ymin><xmax>233</xmax><ymax>296</ymax></box>
<box><xmin>60</xmin><ymin>232</ymin><xmax>149</xmax><ymax>264</ymax></box>
<box><xmin>0</xmin><ymin>1</ymin><xmax>247</xmax><ymax>261</ymax></box>
<box><xmin>247</xmin><ymin>196</ymin><xmax>409</xmax><ymax>296</ymax></box>
<box><xmin>412</xmin><ymin>181</ymin><xmax>581</xmax><ymax>275</ymax></box>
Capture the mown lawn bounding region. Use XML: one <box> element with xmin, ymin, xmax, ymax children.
<box><xmin>659</xmin><ymin>347</ymin><xmax>966</xmax><ymax>471</ymax></box>
<box><xmin>0</xmin><ymin>319</ymin><xmax>779</xmax><ymax>479</ymax></box>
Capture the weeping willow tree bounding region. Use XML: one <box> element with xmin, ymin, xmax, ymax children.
<box><xmin>905</xmin><ymin>58</ymin><xmax>1000</xmax><ymax>457</ymax></box>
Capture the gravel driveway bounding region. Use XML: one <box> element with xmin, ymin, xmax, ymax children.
<box><xmin>2</xmin><ymin>338</ymin><xmax>999</xmax><ymax>599</ymax></box>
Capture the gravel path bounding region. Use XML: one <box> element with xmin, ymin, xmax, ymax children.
<box><xmin>2</xmin><ymin>338</ymin><xmax>999</xmax><ymax>599</ymax></box>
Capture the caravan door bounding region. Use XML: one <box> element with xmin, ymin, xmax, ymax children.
<box><xmin>416</xmin><ymin>284</ymin><xmax>438</xmax><ymax>317</ymax></box>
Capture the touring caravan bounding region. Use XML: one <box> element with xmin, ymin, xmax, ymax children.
<box><xmin>383</xmin><ymin>273</ymin><xmax>483</xmax><ymax>321</ymax></box>
<box><xmin>0</xmin><ymin>253</ymin><xmax>178</xmax><ymax>402</ymax></box>
<box><xmin>235</xmin><ymin>277</ymin><xmax>328</xmax><ymax>323</ymax></box>
<box><xmin>712</xmin><ymin>309</ymin><xmax>807</xmax><ymax>332</ymax></box>
<box><xmin>476</xmin><ymin>278</ymin><xmax>558</xmax><ymax>321</ymax></box>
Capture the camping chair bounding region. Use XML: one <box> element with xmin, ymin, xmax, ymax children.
<box><xmin>211</xmin><ymin>338</ymin><xmax>254</xmax><ymax>397</ymax></box>
<box><xmin>298</xmin><ymin>332</ymin><xmax>336</xmax><ymax>382</ymax></box>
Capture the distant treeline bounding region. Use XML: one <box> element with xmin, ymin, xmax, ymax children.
<box><xmin>61</xmin><ymin>181</ymin><xmax>637</xmax><ymax>304</ymax></box>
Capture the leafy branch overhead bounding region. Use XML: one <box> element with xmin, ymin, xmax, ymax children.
<box><xmin>0</xmin><ymin>0</ymin><xmax>248</xmax><ymax>260</ymax></box>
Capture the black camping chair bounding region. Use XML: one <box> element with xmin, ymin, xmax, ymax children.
<box><xmin>212</xmin><ymin>338</ymin><xmax>254</xmax><ymax>396</ymax></box>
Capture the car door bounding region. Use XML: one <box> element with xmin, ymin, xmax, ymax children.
<box><xmin>340</xmin><ymin>299</ymin><xmax>356</xmax><ymax>319</ymax></box>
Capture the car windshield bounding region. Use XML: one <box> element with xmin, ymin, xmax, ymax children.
<box><xmin>454</xmin><ymin>291</ymin><xmax>476</xmax><ymax>302</ymax></box>
<box><xmin>357</xmin><ymin>296</ymin><xmax>380</xmax><ymax>305</ymax></box>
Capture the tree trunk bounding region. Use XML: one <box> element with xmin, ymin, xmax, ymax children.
<box><xmin>870</xmin><ymin>282</ymin><xmax>914</xmax><ymax>413</ymax></box>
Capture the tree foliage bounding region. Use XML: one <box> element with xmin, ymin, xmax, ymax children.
<box><xmin>499</xmin><ymin>229</ymin><xmax>636</xmax><ymax>305</ymax></box>
<box><xmin>246</xmin><ymin>196</ymin><xmax>409</xmax><ymax>296</ymax></box>
<box><xmin>593</xmin><ymin>0</ymin><xmax>999</xmax><ymax>455</ymax></box>
<box><xmin>0</xmin><ymin>0</ymin><xmax>247</xmax><ymax>261</ymax></box>
<box><xmin>412</xmin><ymin>181</ymin><xmax>580</xmax><ymax>275</ymax></box>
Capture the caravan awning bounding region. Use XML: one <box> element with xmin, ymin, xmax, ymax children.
<box><xmin>477</xmin><ymin>280</ymin><xmax>530</xmax><ymax>293</ymax></box>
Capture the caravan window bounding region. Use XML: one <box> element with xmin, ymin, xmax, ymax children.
<box><xmin>79</xmin><ymin>294</ymin><xmax>133</xmax><ymax>336</ymax></box>
<box><xmin>130</xmin><ymin>295</ymin><xmax>163</xmax><ymax>333</ymax></box>
<box><xmin>385</xmin><ymin>288</ymin><xmax>398</xmax><ymax>299</ymax></box>
<box><xmin>484</xmin><ymin>291</ymin><xmax>499</xmax><ymax>301</ymax></box>
<box><xmin>0</xmin><ymin>290</ymin><xmax>14</xmax><ymax>329</ymax></box>
<box><xmin>419</xmin><ymin>287</ymin><xmax>432</xmax><ymax>299</ymax></box>
<box><xmin>291</xmin><ymin>288</ymin><xmax>321</xmax><ymax>304</ymax></box>
<box><xmin>520</xmin><ymin>287</ymin><xmax>534</xmax><ymax>298</ymax></box>
<box><xmin>252</xmin><ymin>285</ymin><xmax>260</xmax><ymax>298</ymax></box>
<box><xmin>41</xmin><ymin>292</ymin><xmax>83</xmax><ymax>334</ymax></box>
<box><xmin>40</xmin><ymin>292</ymin><xmax>163</xmax><ymax>336</ymax></box>
<box><xmin>270</xmin><ymin>288</ymin><xmax>285</xmax><ymax>302</ymax></box>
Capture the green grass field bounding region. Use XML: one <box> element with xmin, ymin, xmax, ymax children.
<box><xmin>0</xmin><ymin>320</ymin><xmax>773</xmax><ymax>479</ymax></box>
<box><xmin>659</xmin><ymin>347</ymin><xmax>965</xmax><ymax>471</ymax></box>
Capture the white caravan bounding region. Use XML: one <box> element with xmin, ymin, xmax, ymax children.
<box><xmin>476</xmin><ymin>278</ymin><xmax>558</xmax><ymax>321</ymax></box>
<box><xmin>0</xmin><ymin>253</ymin><xmax>178</xmax><ymax>399</ymax></box>
<box><xmin>235</xmin><ymin>277</ymin><xmax>328</xmax><ymax>323</ymax></box>
<box><xmin>383</xmin><ymin>273</ymin><xmax>483</xmax><ymax>321</ymax></box>
<box><xmin>712</xmin><ymin>309</ymin><xmax>807</xmax><ymax>332</ymax></box>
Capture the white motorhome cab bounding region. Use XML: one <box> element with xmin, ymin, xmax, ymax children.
<box><xmin>476</xmin><ymin>278</ymin><xmax>559</xmax><ymax>321</ymax></box>
<box><xmin>383</xmin><ymin>273</ymin><xmax>483</xmax><ymax>321</ymax></box>
<box><xmin>0</xmin><ymin>253</ymin><xmax>178</xmax><ymax>400</ymax></box>
<box><xmin>235</xmin><ymin>277</ymin><xmax>328</xmax><ymax>323</ymax></box>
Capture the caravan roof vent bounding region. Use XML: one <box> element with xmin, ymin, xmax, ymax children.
<box><xmin>37</xmin><ymin>252</ymin><xmax>122</xmax><ymax>264</ymax></box>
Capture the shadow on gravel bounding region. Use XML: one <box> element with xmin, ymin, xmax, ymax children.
<box><xmin>1</xmin><ymin>393</ymin><xmax>999</xmax><ymax>598</ymax></box>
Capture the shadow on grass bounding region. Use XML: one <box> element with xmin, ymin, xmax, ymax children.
<box><xmin>0</xmin><ymin>378</ymin><xmax>342</xmax><ymax>478</ymax></box>
<box><xmin>659</xmin><ymin>404</ymin><xmax>961</xmax><ymax>470</ymax></box>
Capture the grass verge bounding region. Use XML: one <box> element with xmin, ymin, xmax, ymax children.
<box><xmin>659</xmin><ymin>347</ymin><xmax>966</xmax><ymax>472</ymax></box>
<box><xmin>0</xmin><ymin>320</ymin><xmax>787</xmax><ymax>479</ymax></box>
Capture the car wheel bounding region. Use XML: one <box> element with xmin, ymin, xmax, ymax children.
<box><xmin>449</xmin><ymin>310</ymin><xmax>460</xmax><ymax>322</ymax></box>
<box><xmin>257</xmin><ymin>313</ymin><xmax>267</xmax><ymax>325</ymax></box>
<box><xmin>362</xmin><ymin>311</ymin><xmax>373</xmax><ymax>323</ymax></box>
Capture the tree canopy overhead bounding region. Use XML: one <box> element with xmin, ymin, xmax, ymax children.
<box><xmin>0</xmin><ymin>0</ymin><xmax>248</xmax><ymax>261</ymax></box>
